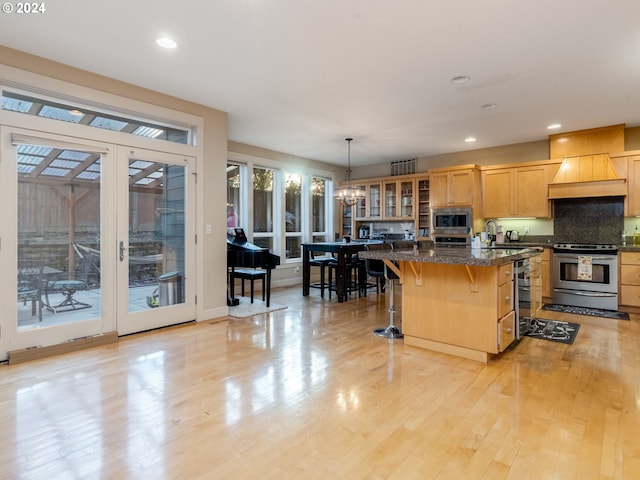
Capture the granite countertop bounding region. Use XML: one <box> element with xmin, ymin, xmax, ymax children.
<box><xmin>618</xmin><ymin>245</ymin><xmax>640</xmax><ymax>252</ymax></box>
<box><xmin>359</xmin><ymin>246</ymin><xmax>542</xmax><ymax>267</ymax></box>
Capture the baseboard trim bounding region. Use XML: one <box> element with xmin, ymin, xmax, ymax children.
<box><xmin>8</xmin><ymin>331</ymin><xmax>118</xmax><ymax>365</ymax></box>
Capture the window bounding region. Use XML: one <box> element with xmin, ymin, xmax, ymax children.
<box><xmin>312</xmin><ymin>177</ymin><xmax>329</xmax><ymax>242</ymax></box>
<box><xmin>226</xmin><ymin>157</ymin><xmax>334</xmax><ymax>260</ymax></box>
<box><xmin>252</xmin><ymin>167</ymin><xmax>275</xmax><ymax>250</ymax></box>
<box><xmin>2</xmin><ymin>90</ymin><xmax>192</xmax><ymax>145</ymax></box>
<box><xmin>226</xmin><ymin>164</ymin><xmax>241</xmax><ymax>228</ymax></box>
<box><xmin>285</xmin><ymin>173</ymin><xmax>302</xmax><ymax>259</ymax></box>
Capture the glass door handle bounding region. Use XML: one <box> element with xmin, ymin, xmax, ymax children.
<box><xmin>119</xmin><ymin>240</ymin><xmax>126</xmax><ymax>262</ymax></box>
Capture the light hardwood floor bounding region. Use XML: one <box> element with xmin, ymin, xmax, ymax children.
<box><xmin>1</xmin><ymin>285</ymin><xmax>639</xmax><ymax>479</ymax></box>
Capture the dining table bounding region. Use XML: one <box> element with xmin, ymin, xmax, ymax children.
<box><xmin>301</xmin><ymin>241</ymin><xmax>370</xmax><ymax>302</ymax></box>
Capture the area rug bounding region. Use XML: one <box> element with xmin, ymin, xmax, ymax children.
<box><xmin>542</xmin><ymin>303</ymin><xmax>629</xmax><ymax>320</ymax></box>
<box><xmin>523</xmin><ymin>318</ymin><xmax>580</xmax><ymax>345</ymax></box>
<box><xmin>228</xmin><ymin>297</ymin><xmax>287</xmax><ymax>318</ymax></box>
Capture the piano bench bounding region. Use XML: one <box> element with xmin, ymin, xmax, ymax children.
<box><xmin>230</xmin><ymin>268</ymin><xmax>266</xmax><ymax>304</ymax></box>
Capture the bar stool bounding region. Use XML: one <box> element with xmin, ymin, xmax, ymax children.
<box><xmin>365</xmin><ymin>243</ymin><xmax>403</xmax><ymax>339</ymax></box>
<box><xmin>363</xmin><ymin>244</ymin><xmax>387</xmax><ymax>295</ymax></box>
<box><xmin>328</xmin><ymin>254</ymin><xmax>362</xmax><ymax>301</ymax></box>
<box><xmin>309</xmin><ymin>253</ymin><xmax>332</xmax><ymax>298</ymax></box>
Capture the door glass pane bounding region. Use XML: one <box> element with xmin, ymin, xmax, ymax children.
<box><xmin>227</xmin><ymin>164</ymin><xmax>241</xmax><ymax>228</ymax></box>
<box><xmin>128</xmin><ymin>159</ymin><xmax>186</xmax><ymax>312</ymax></box>
<box><xmin>17</xmin><ymin>144</ymin><xmax>102</xmax><ymax>328</ymax></box>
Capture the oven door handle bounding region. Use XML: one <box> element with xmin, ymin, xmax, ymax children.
<box><xmin>554</xmin><ymin>254</ymin><xmax>617</xmax><ymax>261</ymax></box>
<box><xmin>553</xmin><ymin>288</ymin><xmax>617</xmax><ymax>297</ymax></box>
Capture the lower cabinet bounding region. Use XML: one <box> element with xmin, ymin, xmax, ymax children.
<box><xmin>620</xmin><ymin>252</ymin><xmax>640</xmax><ymax>308</ymax></box>
<box><xmin>541</xmin><ymin>248</ymin><xmax>552</xmax><ymax>302</ymax></box>
<box><xmin>497</xmin><ymin>262</ymin><xmax>515</xmax><ymax>352</ymax></box>
<box><xmin>529</xmin><ymin>253</ymin><xmax>543</xmax><ymax>317</ymax></box>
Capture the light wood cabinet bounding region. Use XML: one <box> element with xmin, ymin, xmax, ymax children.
<box><xmin>382</xmin><ymin>178</ymin><xmax>415</xmax><ymax>219</ymax></box>
<box><xmin>620</xmin><ymin>252</ymin><xmax>640</xmax><ymax>308</ymax></box>
<box><xmin>429</xmin><ymin>165</ymin><xmax>480</xmax><ymax>207</ymax></box>
<box><xmin>416</xmin><ymin>176</ymin><xmax>430</xmax><ymax>237</ymax></box>
<box><xmin>481</xmin><ymin>163</ymin><xmax>559</xmax><ymax>218</ymax></box>
<box><xmin>497</xmin><ymin>262</ymin><xmax>515</xmax><ymax>352</ymax></box>
<box><xmin>482</xmin><ymin>169</ymin><xmax>512</xmax><ymax>218</ymax></box>
<box><xmin>541</xmin><ymin>248</ymin><xmax>552</xmax><ymax>301</ymax></box>
<box><xmin>529</xmin><ymin>254</ymin><xmax>543</xmax><ymax>317</ymax></box>
<box><xmin>626</xmin><ymin>154</ymin><xmax>640</xmax><ymax>216</ymax></box>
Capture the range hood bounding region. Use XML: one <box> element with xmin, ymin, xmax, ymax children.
<box><xmin>547</xmin><ymin>152</ymin><xmax>627</xmax><ymax>199</ymax></box>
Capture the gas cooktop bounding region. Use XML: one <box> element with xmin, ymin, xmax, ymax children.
<box><xmin>553</xmin><ymin>243</ymin><xmax>618</xmax><ymax>253</ymax></box>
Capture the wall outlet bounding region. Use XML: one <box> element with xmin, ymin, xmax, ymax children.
<box><xmin>524</xmin><ymin>226</ymin><xmax>530</xmax><ymax>235</ymax></box>
<box><xmin>295</xmin><ymin>266</ymin><xmax>300</xmax><ymax>273</ymax></box>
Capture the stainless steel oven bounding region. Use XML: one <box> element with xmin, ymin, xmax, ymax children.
<box><xmin>431</xmin><ymin>207</ymin><xmax>472</xmax><ymax>235</ymax></box>
<box><xmin>552</xmin><ymin>243</ymin><xmax>618</xmax><ymax>310</ymax></box>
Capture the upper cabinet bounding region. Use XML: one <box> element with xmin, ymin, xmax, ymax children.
<box><xmin>481</xmin><ymin>162</ymin><xmax>560</xmax><ymax>218</ymax></box>
<box><xmin>625</xmin><ymin>152</ymin><xmax>640</xmax><ymax>216</ymax></box>
<box><xmin>416</xmin><ymin>176</ymin><xmax>430</xmax><ymax>236</ymax></box>
<box><xmin>349</xmin><ymin>176</ymin><xmax>417</xmax><ymax>220</ymax></box>
<box><xmin>429</xmin><ymin>165</ymin><xmax>480</xmax><ymax>207</ymax></box>
<box><xmin>383</xmin><ymin>178</ymin><xmax>415</xmax><ymax>219</ymax></box>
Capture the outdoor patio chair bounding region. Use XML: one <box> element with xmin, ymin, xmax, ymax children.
<box><xmin>17</xmin><ymin>260</ymin><xmax>44</xmax><ymax>322</ymax></box>
<box><xmin>43</xmin><ymin>244</ymin><xmax>93</xmax><ymax>313</ymax></box>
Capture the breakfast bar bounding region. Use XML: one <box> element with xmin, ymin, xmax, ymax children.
<box><xmin>359</xmin><ymin>246</ymin><xmax>542</xmax><ymax>362</ymax></box>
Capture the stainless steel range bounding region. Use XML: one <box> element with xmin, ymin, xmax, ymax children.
<box><xmin>552</xmin><ymin>243</ymin><xmax>618</xmax><ymax>311</ymax></box>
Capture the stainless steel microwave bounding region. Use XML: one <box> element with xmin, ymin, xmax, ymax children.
<box><xmin>431</xmin><ymin>207</ymin><xmax>472</xmax><ymax>235</ymax></box>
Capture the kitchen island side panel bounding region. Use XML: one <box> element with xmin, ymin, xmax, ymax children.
<box><xmin>400</xmin><ymin>262</ymin><xmax>500</xmax><ymax>354</ymax></box>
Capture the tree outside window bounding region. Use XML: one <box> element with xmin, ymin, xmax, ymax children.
<box><xmin>253</xmin><ymin>167</ymin><xmax>274</xmax><ymax>250</ymax></box>
<box><xmin>285</xmin><ymin>173</ymin><xmax>302</xmax><ymax>259</ymax></box>
<box><xmin>312</xmin><ymin>177</ymin><xmax>327</xmax><ymax>242</ymax></box>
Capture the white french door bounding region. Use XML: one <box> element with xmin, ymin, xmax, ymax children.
<box><xmin>115</xmin><ymin>146</ymin><xmax>196</xmax><ymax>335</ymax></box>
<box><xmin>0</xmin><ymin>128</ymin><xmax>196</xmax><ymax>359</ymax></box>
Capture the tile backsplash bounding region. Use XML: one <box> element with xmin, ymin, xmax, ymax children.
<box><xmin>553</xmin><ymin>196</ymin><xmax>624</xmax><ymax>244</ymax></box>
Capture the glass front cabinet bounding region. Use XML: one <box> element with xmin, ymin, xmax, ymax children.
<box><xmin>417</xmin><ymin>176</ymin><xmax>430</xmax><ymax>238</ymax></box>
<box><xmin>383</xmin><ymin>179</ymin><xmax>414</xmax><ymax>219</ymax></box>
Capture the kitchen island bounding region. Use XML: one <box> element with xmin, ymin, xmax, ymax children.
<box><xmin>359</xmin><ymin>246</ymin><xmax>542</xmax><ymax>362</ymax></box>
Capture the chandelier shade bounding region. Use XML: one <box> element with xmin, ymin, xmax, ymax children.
<box><xmin>333</xmin><ymin>138</ymin><xmax>366</xmax><ymax>206</ymax></box>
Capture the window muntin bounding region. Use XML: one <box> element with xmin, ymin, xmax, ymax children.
<box><xmin>2</xmin><ymin>90</ymin><xmax>191</xmax><ymax>145</ymax></box>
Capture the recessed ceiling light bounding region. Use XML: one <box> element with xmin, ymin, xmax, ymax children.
<box><xmin>156</xmin><ymin>37</ymin><xmax>177</xmax><ymax>49</ymax></box>
<box><xmin>465</xmin><ymin>137</ymin><xmax>477</xmax><ymax>143</ymax></box>
<box><xmin>481</xmin><ymin>103</ymin><xmax>497</xmax><ymax>110</ymax></box>
<box><xmin>68</xmin><ymin>109</ymin><xmax>83</xmax><ymax>117</ymax></box>
<box><xmin>547</xmin><ymin>123</ymin><xmax>562</xmax><ymax>130</ymax></box>
<box><xmin>450</xmin><ymin>75</ymin><xmax>470</xmax><ymax>84</ymax></box>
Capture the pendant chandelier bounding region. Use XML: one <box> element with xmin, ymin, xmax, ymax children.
<box><xmin>333</xmin><ymin>137</ymin><xmax>366</xmax><ymax>207</ymax></box>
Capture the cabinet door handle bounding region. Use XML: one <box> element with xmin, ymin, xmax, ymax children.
<box><xmin>506</xmin><ymin>328</ymin><xmax>513</xmax><ymax>333</ymax></box>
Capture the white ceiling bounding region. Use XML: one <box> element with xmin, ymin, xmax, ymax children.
<box><xmin>1</xmin><ymin>0</ymin><xmax>639</xmax><ymax>167</ymax></box>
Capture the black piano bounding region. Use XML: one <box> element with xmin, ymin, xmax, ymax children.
<box><xmin>227</xmin><ymin>228</ymin><xmax>280</xmax><ymax>306</ymax></box>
